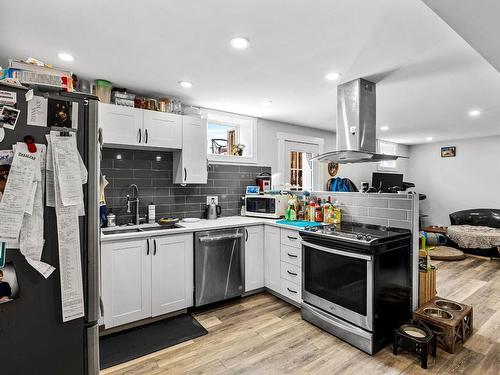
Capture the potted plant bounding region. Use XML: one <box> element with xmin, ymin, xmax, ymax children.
<box><xmin>231</xmin><ymin>143</ymin><xmax>245</xmax><ymax>156</ymax></box>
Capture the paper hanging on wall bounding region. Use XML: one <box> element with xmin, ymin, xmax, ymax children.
<box><xmin>49</xmin><ymin>130</ymin><xmax>86</xmax><ymax>321</ymax></box>
<box><xmin>0</xmin><ymin>143</ymin><xmax>38</xmax><ymax>243</ymax></box>
<box><xmin>19</xmin><ymin>144</ymin><xmax>55</xmax><ymax>278</ymax></box>
<box><xmin>0</xmin><ymin>91</ymin><xmax>19</xmax><ymax>131</ymax></box>
<box><xmin>27</xmin><ymin>95</ymin><xmax>48</xmax><ymax>127</ymax></box>
<box><xmin>50</xmin><ymin>131</ymin><xmax>84</xmax><ymax>206</ymax></box>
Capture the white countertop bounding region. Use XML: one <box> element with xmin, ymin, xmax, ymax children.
<box><xmin>101</xmin><ymin>216</ymin><xmax>304</xmax><ymax>242</ymax></box>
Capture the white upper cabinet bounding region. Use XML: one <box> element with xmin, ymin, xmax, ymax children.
<box><xmin>173</xmin><ymin>116</ymin><xmax>208</xmax><ymax>184</ymax></box>
<box><xmin>99</xmin><ymin>103</ymin><xmax>143</xmax><ymax>147</ymax></box>
<box><xmin>151</xmin><ymin>234</ymin><xmax>193</xmax><ymax>317</ymax></box>
<box><xmin>142</xmin><ymin>110</ymin><xmax>182</xmax><ymax>149</ymax></box>
<box><xmin>244</xmin><ymin>225</ymin><xmax>265</xmax><ymax>292</ymax></box>
<box><xmin>99</xmin><ymin>103</ymin><xmax>182</xmax><ymax>150</ymax></box>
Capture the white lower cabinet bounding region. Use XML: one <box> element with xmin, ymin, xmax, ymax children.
<box><xmin>101</xmin><ymin>233</ymin><xmax>193</xmax><ymax>329</ymax></box>
<box><xmin>244</xmin><ymin>225</ymin><xmax>265</xmax><ymax>292</ymax></box>
<box><xmin>151</xmin><ymin>235</ymin><xmax>193</xmax><ymax>317</ymax></box>
<box><xmin>280</xmin><ymin>278</ymin><xmax>302</xmax><ymax>303</ymax></box>
<box><xmin>264</xmin><ymin>226</ymin><xmax>281</xmax><ymax>293</ymax></box>
<box><xmin>101</xmin><ymin>238</ymin><xmax>151</xmax><ymax>328</ymax></box>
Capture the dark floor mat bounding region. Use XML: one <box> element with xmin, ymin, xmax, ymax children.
<box><xmin>99</xmin><ymin>314</ymin><xmax>208</xmax><ymax>369</ymax></box>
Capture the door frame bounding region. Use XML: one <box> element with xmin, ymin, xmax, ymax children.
<box><xmin>276</xmin><ymin>132</ymin><xmax>325</xmax><ymax>191</ymax></box>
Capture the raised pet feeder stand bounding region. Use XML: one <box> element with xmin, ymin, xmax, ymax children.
<box><xmin>393</xmin><ymin>322</ymin><xmax>437</xmax><ymax>369</ymax></box>
<box><xmin>413</xmin><ymin>297</ymin><xmax>473</xmax><ymax>354</ymax></box>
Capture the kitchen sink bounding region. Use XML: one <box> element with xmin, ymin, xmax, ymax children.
<box><xmin>102</xmin><ymin>228</ymin><xmax>142</xmax><ymax>235</ymax></box>
<box><xmin>139</xmin><ymin>224</ymin><xmax>181</xmax><ymax>231</ymax></box>
<box><xmin>102</xmin><ymin>224</ymin><xmax>182</xmax><ymax>235</ymax></box>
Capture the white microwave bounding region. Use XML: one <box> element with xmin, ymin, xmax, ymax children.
<box><xmin>244</xmin><ymin>195</ymin><xmax>288</xmax><ymax>219</ymax></box>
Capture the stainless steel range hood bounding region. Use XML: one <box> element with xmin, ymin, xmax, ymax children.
<box><xmin>311</xmin><ymin>78</ymin><xmax>402</xmax><ymax>164</ymax></box>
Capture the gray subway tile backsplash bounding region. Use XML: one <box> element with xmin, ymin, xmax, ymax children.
<box><xmin>101</xmin><ymin>149</ymin><xmax>270</xmax><ymax>224</ymax></box>
<box><xmin>369</xmin><ymin>207</ymin><xmax>408</xmax><ymax>220</ymax></box>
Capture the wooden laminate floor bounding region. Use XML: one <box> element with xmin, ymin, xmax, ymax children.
<box><xmin>102</xmin><ymin>257</ymin><xmax>500</xmax><ymax>375</ymax></box>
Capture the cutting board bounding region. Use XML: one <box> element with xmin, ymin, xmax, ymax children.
<box><xmin>275</xmin><ymin>220</ymin><xmax>324</xmax><ymax>228</ymax></box>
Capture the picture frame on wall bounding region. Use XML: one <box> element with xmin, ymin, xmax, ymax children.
<box><xmin>441</xmin><ymin>146</ymin><xmax>456</xmax><ymax>158</ymax></box>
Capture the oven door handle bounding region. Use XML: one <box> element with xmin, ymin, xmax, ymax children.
<box><xmin>301</xmin><ymin>241</ymin><xmax>373</xmax><ymax>261</ymax></box>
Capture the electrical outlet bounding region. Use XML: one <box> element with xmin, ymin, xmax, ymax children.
<box><xmin>206</xmin><ymin>196</ymin><xmax>218</xmax><ymax>205</ymax></box>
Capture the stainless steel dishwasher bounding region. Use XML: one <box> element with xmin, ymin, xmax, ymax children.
<box><xmin>194</xmin><ymin>227</ymin><xmax>245</xmax><ymax>307</ymax></box>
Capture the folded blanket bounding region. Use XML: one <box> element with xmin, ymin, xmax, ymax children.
<box><xmin>447</xmin><ymin>225</ymin><xmax>500</xmax><ymax>249</ymax></box>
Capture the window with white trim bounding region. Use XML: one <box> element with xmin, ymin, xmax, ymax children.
<box><xmin>202</xmin><ymin>109</ymin><xmax>257</xmax><ymax>164</ymax></box>
<box><xmin>378</xmin><ymin>140</ymin><xmax>397</xmax><ymax>171</ymax></box>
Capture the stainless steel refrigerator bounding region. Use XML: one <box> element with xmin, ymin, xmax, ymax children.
<box><xmin>0</xmin><ymin>82</ymin><xmax>100</xmax><ymax>375</ymax></box>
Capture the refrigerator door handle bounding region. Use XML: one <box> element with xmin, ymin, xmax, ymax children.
<box><xmin>99</xmin><ymin>296</ymin><xmax>104</xmax><ymax>316</ymax></box>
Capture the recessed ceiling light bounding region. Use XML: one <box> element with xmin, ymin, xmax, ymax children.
<box><xmin>469</xmin><ymin>109</ymin><xmax>481</xmax><ymax>117</ymax></box>
<box><xmin>178</xmin><ymin>81</ymin><xmax>193</xmax><ymax>88</ymax></box>
<box><xmin>380</xmin><ymin>126</ymin><xmax>389</xmax><ymax>131</ymax></box>
<box><xmin>262</xmin><ymin>99</ymin><xmax>272</xmax><ymax>106</ymax></box>
<box><xmin>426</xmin><ymin>136</ymin><xmax>433</xmax><ymax>141</ymax></box>
<box><xmin>325</xmin><ymin>72</ymin><xmax>341</xmax><ymax>81</ymax></box>
<box><xmin>230</xmin><ymin>37</ymin><xmax>250</xmax><ymax>50</ymax></box>
<box><xmin>58</xmin><ymin>52</ymin><xmax>75</xmax><ymax>62</ymax></box>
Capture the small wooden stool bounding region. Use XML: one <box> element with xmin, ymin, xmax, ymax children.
<box><xmin>393</xmin><ymin>322</ymin><xmax>437</xmax><ymax>369</ymax></box>
<box><xmin>413</xmin><ymin>297</ymin><xmax>473</xmax><ymax>353</ymax></box>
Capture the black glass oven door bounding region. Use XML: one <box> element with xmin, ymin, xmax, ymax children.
<box><xmin>302</xmin><ymin>241</ymin><xmax>373</xmax><ymax>331</ymax></box>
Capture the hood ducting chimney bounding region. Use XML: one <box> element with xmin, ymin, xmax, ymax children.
<box><xmin>311</xmin><ymin>78</ymin><xmax>403</xmax><ymax>164</ymax></box>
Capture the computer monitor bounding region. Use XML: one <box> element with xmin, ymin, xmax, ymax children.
<box><xmin>372</xmin><ymin>172</ymin><xmax>404</xmax><ymax>192</ymax></box>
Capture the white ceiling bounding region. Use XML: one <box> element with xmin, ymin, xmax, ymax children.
<box><xmin>1</xmin><ymin>0</ymin><xmax>499</xmax><ymax>145</ymax></box>
<box><xmin>422</xmin><ymin>0</ymin><xmax>500</xmax><ymax>73</ymax></box>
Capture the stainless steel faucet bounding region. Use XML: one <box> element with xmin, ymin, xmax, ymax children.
<box><xmin>126</xmin><ymin>184</ymin><xmax>140</xmax><ymax>225</ymax></box>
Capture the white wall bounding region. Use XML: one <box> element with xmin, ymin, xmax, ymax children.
<box><xmin>257</xmin><ymin>118</ymin><xmax>409</xmax><ymax>191</ymax></box>
<box><xmin>407</xmin><ymin>135</ymin><xmax>500</xmax><ymax>226</ymax></box>
<box><xmin>257</xmin><ymin>118</ymin><xmax>335</xmax><ymax>189</ymax></box>
<box><xmin>335</xmin><ymin>142</ymin><xmax>409</xmax><ymax>190</ymax></box>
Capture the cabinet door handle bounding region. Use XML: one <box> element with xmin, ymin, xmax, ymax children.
<box><xmin>153</xmin><ymin>239</ymin><xmax>157</xmax><ymax>255</ymax></box>
<box><xmin>184</xmin><ymin>168</ymin><xmax>187</xmax><ymax>181</ymax></box>
<box><xmin>138</xmin><ymin>128</ymin><xmax>142</xmax><ymax>143</ymax></box>
<box><xmin>287</xmin><ymin>270</ymin><xmax>298</xmax><ymax>276</ymax></box>
<box><xmin>245</xmin><ymin>229</ymin><xmax>248</xmax><ymax>242</ymax></box>
<box><xmin>145</xmin><ymin>129</ymin><xmax>149</xmax><ymax>144</ymax></box>
<box><xmin>146</xmin><ymin>239</ymin><xmax>150</xmax><ymax>255</ymax></box>
<box><xmin>287</xmin><ymin>253</ymin><xmax>298</xmax><ymax>258</ymax></box>
<box><xmin>287</xmin><ymin>287</ymin><xmax>298</xmax><ymax>294</ymax></box>
<box><xmin>287</xmin><ymin>236</ymin><xmax>298</xmax><ymax>241</ymax></box>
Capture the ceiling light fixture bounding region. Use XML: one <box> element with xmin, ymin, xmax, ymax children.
<box><xmin>325</xmin><ymin>72</ymin><xmax>341</xmax><ymax>81</ymax></box>
<box><xmin>426</xmin><ymin>136</ymin><xmax>433</xmax><ymax>141</ymax></box>
<box><xmin>178</xmin><ymin>81</ymin><xmax>193</xmax><ymax>88</ymax></box>
<box><xmin>469</xmin><ymin>109</ymin><xmax>481</xmax><ymax>117</ymax></box>
<box><xmin>262</xmin><ymin>99</ymin><xmax>272</xmax><ymax>106</ymax></box>
<box><xmin>58</xmin><ymin>52</ymin><xmax>75</xmax><ymax>62</ymax></box>
<box><xmin>230</xmin><ymin>37</ymin><xmax>250</xmax><ymax>50</ymax></box>
<box><xmin>380</xmin><ymin>126</ymin><xmax>389</xmax><ymax>131</ymax></box>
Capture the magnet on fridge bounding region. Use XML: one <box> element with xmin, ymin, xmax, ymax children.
<box><xmin>23</xmin><ymin>135</ymin><xmax>37</xmax><ymax>153</ymax></box>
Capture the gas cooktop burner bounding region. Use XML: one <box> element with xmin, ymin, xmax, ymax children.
<box><xmin>301</xmin><ymin>222</ymin><xmax>409</xmax><ymax>244</ymax></box>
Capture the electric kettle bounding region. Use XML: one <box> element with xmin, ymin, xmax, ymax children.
<box><xmin>206</xmin><ymin>198</ymin><xmax>222</xmax><ymax>220</ymax></box>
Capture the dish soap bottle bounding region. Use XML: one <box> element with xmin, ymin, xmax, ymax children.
<box><xmin>148</xmin><ymin>202</ymin><xmax>156</xmax><ymax>224</ymax></box>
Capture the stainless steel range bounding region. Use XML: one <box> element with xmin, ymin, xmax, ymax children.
<box><xmin>300</xmin><ymin>222</ymin><xmax>412</xmax><ymax>354</ymax></box>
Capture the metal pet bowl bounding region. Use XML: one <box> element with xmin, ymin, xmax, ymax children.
<box><xmin>434</xmin><ymin>300</ymin><xmax>463</xmax><ymax>311</ymax></box>
<box><xmin>423</xmin><ymin>307</ymin><xmax>453</xmax><ymax>320</ymax></box>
